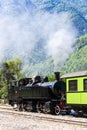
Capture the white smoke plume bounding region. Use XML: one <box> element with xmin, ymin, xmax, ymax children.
<box><xmin>46</xmin><ymin>13</ymin><xmax>77</xmax><ymax>70</ymax></box>
<box><xmin>0</xmin><ymin>0</ymin><xmax>77</xmax><ymax>71</ymax></box>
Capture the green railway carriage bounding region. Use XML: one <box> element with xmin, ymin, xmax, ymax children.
<box><xmin>61</xmin><ymin>71</ymin><xmax>87</xmax><ymax>112</ymax></box>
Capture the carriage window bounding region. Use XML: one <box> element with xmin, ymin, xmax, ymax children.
<box><xmin>68</xmin><ymin>80</ymin><xmax>77</xmax><ymax>92</ymax></box>
<box><xmin>84</xmin><ymin>79</ymin><xmax>87</xmax><ymax>91</ymax></box>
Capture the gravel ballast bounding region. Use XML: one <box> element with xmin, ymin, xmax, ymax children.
<box><xmin>0</xmin><ymin>110</ymin><xmax>87</xmax><ymax>130</ymax></box>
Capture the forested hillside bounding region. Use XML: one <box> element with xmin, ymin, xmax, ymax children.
<box><xmin>23</xmin><ymin>34</ymin><xmax>87</xmax><ymax>76</ymax></box>
<box><xmin>61</xmin><ymin>34</ymin><xmax>87</xmax><ymax>74</ymax></box>
<box><xmin>31</xmin><ymin>0</ymin><xmax>87</xmax><ymax>35</ymax></box>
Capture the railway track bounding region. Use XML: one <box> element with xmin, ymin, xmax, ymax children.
<box><xmin>0</xmin><ymin>106</ymin><xmax>87</xmax><ymax>127</ymax></box>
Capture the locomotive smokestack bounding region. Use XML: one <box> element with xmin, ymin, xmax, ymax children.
<box><xmin>54</xmin><ymin>72</ymin><xmax>60</xmax><ymax>81</ymax></box>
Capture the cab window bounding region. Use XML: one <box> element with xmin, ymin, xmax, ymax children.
<box><xmin>84</xmin><ymin>79</ymin><xmax>87</xmax><ymax>91</ymax></box>
<box><xmin>68</xmin><ymin>80</ymin><xmax>77</xmax><ymax>92</ymax></box>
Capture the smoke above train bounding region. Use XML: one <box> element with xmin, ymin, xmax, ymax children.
<box><xmin>0</xmin><ymin>1</ymin><xmax>77</xmax><ymax>71</ymax></box>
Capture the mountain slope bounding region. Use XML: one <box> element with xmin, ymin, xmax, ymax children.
<box><xmin>31</xmin><ymin>0</ymin><xmax>87</xmax><ymax>35</ymax></box>
<box><xmin>61</xmin><ymin>34</ymin><xmax>87</xmax><ymax>74</ymax></box>
<box><xmin>23</xmin><ymin>34</ymin><xmax>87</xmax><ymax>76</ymax></box>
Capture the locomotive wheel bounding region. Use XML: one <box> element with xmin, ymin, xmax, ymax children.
<box><xmin>18</xmin><ymin>104</ymin><xmax>23</xmax><ymax>111</ymax></box>
<box><xmin>36</xmin><ymin>103</ymin><xmax>42</xmax><ymax>113</ymax></box>
<box><xmin>43</xmin><ymin>105</ymin><xmax>50</xmax><ymax>114</ymax></box>
<box><xmin>55</xmin><ymin>105</ymin><xmax>60</xmax><ymax>115</ymax></box>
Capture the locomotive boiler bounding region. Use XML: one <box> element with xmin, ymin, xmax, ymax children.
<box><xmin>8</xmin><ymin>72</ymin><xmax>66</xmax><ymax>115</ymax></box>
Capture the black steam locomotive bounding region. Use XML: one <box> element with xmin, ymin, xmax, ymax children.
<box><xmin>8</xmin><ymin>72</ymin><xmax>66</xmax><ymax>115</ymax></box>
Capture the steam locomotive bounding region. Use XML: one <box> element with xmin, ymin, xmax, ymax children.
<box><xmin>8</xmin><ymin>72</ymin><xmax>66</xmax><ymax>115</ymax></box>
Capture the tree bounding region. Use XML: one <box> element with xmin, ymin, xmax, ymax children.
<box><xmin>0</xmin><ymin>58</ymin><xmax>23</xmax><ymax>99</ymax></box>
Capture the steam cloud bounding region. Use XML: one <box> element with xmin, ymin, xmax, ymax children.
<box><xmin>46</xmin><ymin>13</ymin><xmax>77</xmax><ymax>70</ymax></box>
<box><xmin>0</xmin><ymin>0</ymin><xmax>77</xmax><ymax>70</ymax></box>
